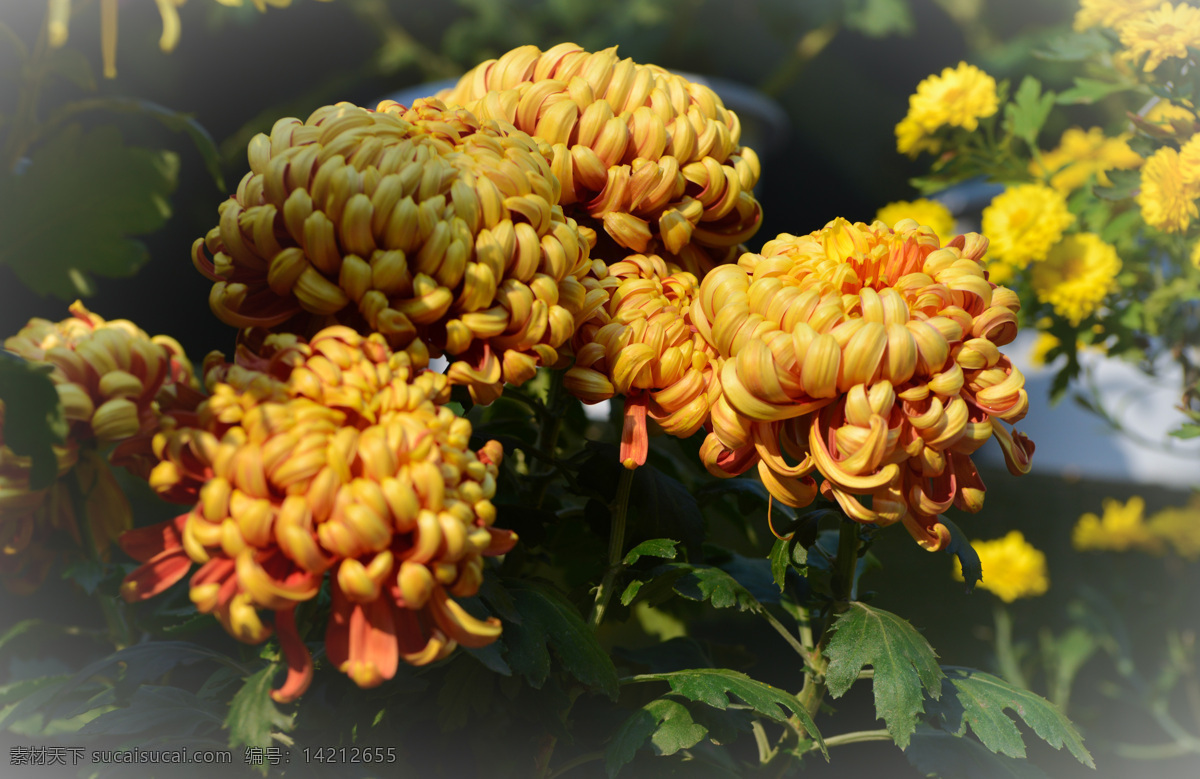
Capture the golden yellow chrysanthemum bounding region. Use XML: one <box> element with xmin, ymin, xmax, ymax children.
<box><xmin>1073</xmin><ymin>496</ymin><xmax>1165</xmax><ymax>553</ymax></box>
<box><xmin>1119</xmin><ymin>2</ymin><xmax>1200</xmax><ymax>73</ymax></box>
<box><xmin>694</xmin><ymin>218</ymin><xmax>1034</xmax><ymax>552</ymax></box>
<box><xmin>1030</xmin><ymin>234</ymin><xmax>1121</xmax><ymax>326</ymax></box>
<box><xmin>1138</xmin><ymin>146</ymin><xmax>1200</xmax><ymax>232</ymax></box>
<box><xmin>981</xmin><ymin>184</ymin><xmax>1075</xmax><ymax>282</ymax></box>
<box><xmin>122</xmin><ymin>326</ymin><xmax>516</xmax><ymax>702</ymax></box>
<box><xmin>895</xmin><ymin>62</ymin><xmax>998</xmax><ymax>158</ymax></box>
<box><xmin>875</xmin><ymin>199</ymin><xmax>956</xmax><ymax>243</ymax></box>
<box><xmin>194</xmin><ymin>98</ymin><xmax>600</xmax><ymax>404</ymax></box>
<box><xmin>953</xmin><ymin>530</ymin><xmax>1048</xmax><ymax>602</ymax></box>
<box><xmin>1074</xmin><ymin>0</ymin><xmax>1164</xmax><ymax>31</ymax></box>
<box><xmin>1147</xmin><ymin>497</ymin><xmax>1200</xmax><ymax>559</ymax></box>
<box><xmin>563</xmin><ymin>254</ymin><xmax>721</xmax><ymax>468</ymax></box>
<box><xmin>439</xmin><ymin>43</ymin><xmax>762</xmax><ymax>275</ymax></box>
<box><xmin>1143</xmin><ymin>100</ymin><xmax>1197</xmax><ymax>136</ymax></box>
<box><xmin>1030</xmin><ymin>128</ymin><xmax>1143</xmax><ymax>193</ymax></box>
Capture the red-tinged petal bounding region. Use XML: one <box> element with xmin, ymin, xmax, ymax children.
<box><xmin>394</xmin><ymin>608</ymin><xmax>451</xmax><ymax>666</ymax></box>
<box><xmin>118</xmin><ymin>514</ymin><xmax>187</xmax><ymax>563</ymax></box>
<box><xmin>270</xmin><ymin>607</ymin><xmax>313</xmax><ymax>703</ymax></box>
<box><xmin>120</xmin><ymin>547</ymin><xmax>192</xmax><ymax>602</ymax></box>
<box><xmin>482</xmin><ymin>526</ymin><xmax>518</xmax><ymax>556</ymax></box>
<box><xmin>620</xmin><ymin>393</ymin><xmax>649</xmax><ymax>469</ymax></box>
<box><xmin>326</xmin><ymin>581</ymin><xmax>398</xmax><ymax>689</ymax></box>
<box><xmin>902</xmin><ymin>512</ymin><xmax>952</xmax><ymax>552</ymax></box>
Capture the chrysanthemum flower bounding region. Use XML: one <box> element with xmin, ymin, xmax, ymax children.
<box><xmin>0</xmin><ymin>303</ymin><xmax>198</xmax><ymax>592</ymax></box>
<box><xmin>1138</xmin><ymin>146</ymin><xmax>1200</xmax><ymax>232</ymax></box>
<box><xmin>194</xmin><ymin>99</ymin><xmax>600</xmax><ymax>404</ymax></box>
<box><xmin>120</xmin><ymin>327</ymin><xmax>515</xmax><ymax>701</ymax></box>
<box><xmin>563</xmin><ymin>254</ymin><xmax>721</xmax><ymax>468</ymax></box>
<box><xmin>952</xmin><ymin>530</ymin><xmax>1048</xmax><ymax>602</ymax></box>
<box><xmin>1142</xmin><ymin>100</ymin><xmax>1197</xmax><ymax>136</ymax></box>
<box><xmin>895</xmin><ymin>63</ymin><xmax>998</xmax><ymax>158</ymax></box>
<box><xmin>694</xmin><ymin>218</ymin><xmax>1034</xmax><ymax>551</ymax></box>
<box><xmin>875</xmin><ymin>199</ymin><xmax>955</xmax><ymax>243</ymax></box>
<box><xmin>1147</xmin><ymin>497</ymin><xmax>1200</xmax><ymax>560</ymax></box>
<box><xmin>1074</xmin><ymin>0</ymin><xmax>1162</xmax><ymax>32</ymax></box>
<box><xmin>439</xmin><ymin>43</ymin><xmax>763</xmax><ymax>275</ymax></box>
<box><xmin>1073</xmin><ymin>496</ymin><xmax>1164</xmax><ymax>553</ymax></box>
<box><xmin>1030</xmin><ymin>234</ymin><xmax>1121</xmax><ymax>326</ymax></box>
<box><xmin>1118</xmin><ymin>2</ymin><xmax>1200</xmax><ymax>73</ymax></box>
<box><xmin>1030</xmin><ymin>128</ymin><xmax>1142</xmax><ymax>193</ymax></box>
<box><xmin>981</xmin><ymin>184</ymin><xmax>1074</xmax><ymax>283</ymax></box>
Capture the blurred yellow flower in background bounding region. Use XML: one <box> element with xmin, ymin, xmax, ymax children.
<box><xmin>1138</xmin><ymin>146</ymin><xmax>1200</xmax><ymax>232</ymax></box>
<box><xmin>1118</xmin><ymin>2</ymin><xmax>1200</xmax><ymax>73</ymax></box>
<box><xmin>1143</xmin><ymin>100</ymin><xmax>1197</xmax><ymax>135</ymax></box>
<box><xmin>1147</xmin><ymin>497</ymin><xmax>1200</xmax><ymax>560</ymax></box>
<box><xmin>953</xmin><ymin>530</ymin><xmax>1048</xmax><ymax>602</ymax></box>
<box><xmin>875</xmin><ymin>199</ymin><xmax>956</xmax><ymax>243</ymax></box>
<box><xmin>896</xmin><ymin>62</ymin><xmax>998</xmax><ymax>157</ymax></box>
<box><xmin>1030</xmin><ymin>233</ymin><xmax>1121</xmax><ymax>325</ymax></box>
<box><xmin>981</xmin><ymin>184</ymin><xmax>1074</xmax><ymax>283</ymax></box>
<box><xmin>1030</xmin><ymin>127</ymin><xmax>1142</xmax><ymax>193</ymax></box>
<box><xmin>1074</xmin><ymin>496</ymin><xmax>1165</xmax><ymax>554</ymax></box>
<box><xmin>1074</xmin><ymin>0</ymin><xmax>1162</xmax><ymax>32</ymax></box>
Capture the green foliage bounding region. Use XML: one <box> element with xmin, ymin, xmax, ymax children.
<box><xmin>503</xmin><ymin>580</ymin><xmax>619</xmax><ymax>699</ymax></box>
<box><xmin>1055</xmin><ymin>77</ymin><xmax>1131</xmax><ymax>105</ymax></box>
<box><xmin>824</xmin><ymin>603</ymin><xmax>944</xmax><ymax>749</ymax></box>
<box><xmin>624</xmin><ymin>538</ymin><xmax>680</xmax><ymax>566</ymax></box>
<box><xmin>225</xmin><ymin>664</ymin><xmax>296</xmax><ymax>753</ymax></box>
<box><xmin>842</xmin><ymin>0</ymin><xmax>914</xmax><ymax>37</ymax></box>
<box><xmin>624</xmin><ymin>668</ymin><xmax>825</xmax><ymax>754</ymax></box>
<box><xmin>606</xmin><ymin>698</ymin><xmax>709</xmax><ymax>778</ymax></box>
<box><xmin>929</xmin><ymin>668</ymin><xmax>1094</xmax><ymax>768</ymax></box>
<box><xmin>942</xmin><ymin>517</ymin><xmax>982</xmax><ymax>591</ymax></box>
<box><xmin>0</xmin><ymin>355</ymin><xmax>65</xmax><ymax>490</ymax></box>
<box><xmin>0</xmin><ymin>125</ymin><xmax>178</xmax><ymax>298</ymax></box>
<box><xmin>1003</xmin><ymin>77</ymin><xmax>1055</xmax><ymax>148</ymax></box>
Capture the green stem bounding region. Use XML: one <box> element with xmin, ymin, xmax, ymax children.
<box><xmin>532</xmin><ymin>370</ymin><xmax>565</xmax><ymax>510</ymax></box>
<box><xmin>759</xmin><ymin>21</ymin><xmax>840</xmax><ymax>97</ymax></box>
<box><xmin>1114</xmin><ymin>740</ymin><xmax>1200</xmax><ymax>759</ymax></box>
<box><xmin>588</xmin><ymin>466</ymin><xmax>634</xmax><ymax>630</ymax></box>
<box><xmin>797</xmin><ymin>520</ymin><xmax>860</xmax><ymax>726</ymax></box>
<box><xmin>65</xmin><ymin>460</ymin><xmax>132</xmax><ymax>650</ymax></box>
<box><xmin>761</xmin><ymin>608</ymin><xmax>812</xmax><ymax>666</ymax></box>
<box><xmin>817</xmin><ymin>729</ymin><xmax>893</xmax><ymax>750</ymax></box>
<box><xmin>545</xmin><ymin>750</ymin><xmax>605</xmax><ymax>779</ymax></box>
<box><xmin>993</xmin><ymin>605</ymin><xmax>1028</xmax><ymax>690</ymax></box>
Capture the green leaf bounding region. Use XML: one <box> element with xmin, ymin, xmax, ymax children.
<box><xmin>224</xmin><ymin>663</ymin><xmax>295</xmax><ymax>752</ymax></box>
<box><xmin>639</xmin><ymin>563</ymin><xmax>764</xmax><ymax>612</ymax></box>
<box><xmin>437</xmin><ymin>657</ymin><xmax>495</xmax><ymax>732</ymax></box>
<box><xmin>624</xmin><ymin>668</ymin><xmax>824</xmax><ymax>755</ymax></box>
<box><xmin>1003</xmin><ymin>77</ymin><xmax>1055</xmax><ymax>147</ymax></box>
<box><xmin>1055</xmin><ymin>77</ymin><xmax>1130</xmax><ymax>105</ymax></box>
<box><xmin>81</xmin><ymin>685</ymin><xmax>223</xmax><ymax>737</ymax></box>
<box><xmin>0</xmin><ymin>125</ymin><xmax>178</xmax><ymax>298</ymax></box>
<box><xmin>1093</xmin><ymin>168</ymin><xmax>1141</xmax><ymax>201</ymax></box>
<box><xmin>606</xmin><ymin>698</ymin><xmax>709</xmax><ymax>778</ymax></box>
<box><xmin>931</xmin><ymin>667</ymin><xmax>1093</xmax><ymax>767</ymax></box>
<box><xmin>1170</xmin><ymin>423</ymin><xmax>1200</xmax><ymax>440</ymax></box>
<box><xmin>1035</xmin><ymin>30</ymin><xmax>1111</xmax><ymax>62</ymax></box>
<box><xmin>824</xmin><ymin>602</ymin><xmax>944</xmax><ymax>749</ymax></box>
<box><xmin>843</xmin><ymin>0</ymin><xmax>914</xmax><ymax>37</ymax></box>
<box><xmin>770</xmin><ymin>538</ymin><xmax>792</xmax><ymax>592</ymax></box>
<box><xmin>0</xmin><ymin>356</ymin><xmax>67</xmax><ymax>490</ymax></box>
<box><xmin>45</xmin><ymin>47</ymin><xmax>96</xmax><ymax>91</ymax></box>
<box><xmin>942</xmin><ymin>517</ymin><xmax>981</xmax><ymax>591</ymax></box>
<box><xmin>624</xmin><ymin>538</ymin><xmax>679</xmax><ymax>566</ymax></box>
<box><xmin>504</xmin><ymin>580</ymin><xmax>619</xmax><ymax>699</ymax></box>
<box><xmin>905</xmin><ymin>726</ymin><xmax>1050</xmax><ymax>779</ymax></box>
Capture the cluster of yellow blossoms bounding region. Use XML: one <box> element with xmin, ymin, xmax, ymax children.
<box><xmin>120</xmin><ymin>327</ymin><xmax>515</xmax><ymax>701</ymax></box>
<box><xmin>875</xmin><ymin>199</ymin><xmax>955</xmax><ymax>245</ymax></box>
<box><xmin>895</xmin><ymin>62</ymin><xmax>998</xmax><ymax>158</ymax></box>
<box><xmin>953</xmin><ymin>530</ymin><xmax>1049</xmax><ymax>603</ymax></box>
<box><xmin>0</xmin><ymin>303</ymin><xmax>196</xmax><ymax>592</ymax></box>
<box><xmin>1074</xmin><ymin>495</ymin><xmax>1200</xmax><ymax>560</ymax></box>
<box><xmin>439</xmin><ymin>43</ymin><xmax>763</xmax><ymax>276</ymax></box>
<box><xmin>692</xmin><ymin>219</ymin><xmax>1034</xmax><ymax>551</ymax></box>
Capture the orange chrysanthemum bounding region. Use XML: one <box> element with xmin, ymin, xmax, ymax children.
<box><xmin>440</xmin><ymin>43</ymin><xmax>763</xmax><ymax>276</ymax></box>
<box><xmin>0</xmin><ymin>303</ymin><xmax>197</xmax><ymax>592</ymax></box>
<box><xmin>693</xmin><ymin>218</ymin><xmax>1034</xmax><ymax>551</ymax></box>
<box><xmin>120</xmin><ymin>327</ymin><xmax>516</xmax><ymax>701</ymax></box>
<box><xmin>194</xmin><ymin>98</ymin><xmax>601</xmax><ymax>404</ymax></box>
<box><xmin>564</xmin><ymin>254</ymin><xmax>721</xmax><ymax>468</ymax></box>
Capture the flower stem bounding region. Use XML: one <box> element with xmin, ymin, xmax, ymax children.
<box><xmin>798</xmin><ymin>519</ymin><xmax>860</xmax><ymax>726</ymax></box>
<box><xmin>813</xmin><ymin>729</ymin><xmax>892</xmax><ymax>750</ymax></box>
<box><xmin>588</xmin><ymin>466</ymin><xmax>634</xmax><ymax>630</ymax></box>
<box><xmin>533</xmin><ymin>369</ymin><xmax>566</xmax><ymax>510</ymax></box>
<box><xmin>993</xmin><ymin>604</ymin><xmax>1028</xmax><ymax>690</ymax></box>
<box><xmin>65</xmin><ymin>462</ymin><xmax>132</xmax><ymax>649</ymax></box>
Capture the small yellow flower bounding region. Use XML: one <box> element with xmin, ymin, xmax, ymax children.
<box><xmin>1143</xmin><ymin>101</ymin><xmax>1197</xmax><ymax>135</ymax></box>
<box><xmin>895</xmin><ymin>63</ymin><xmax>998</xmax><ymax>158</ymax></box>
<box><xmin>1147</xmin><ymin>497</ymin><xmax>1200</xmax><ymax>559</ymax></box>
<box><xmin>875</xmin><ymin>199</ymin><xmax>956</xmax><ymax>243</ymax></box>
<box><xmin>1031</xmin><ymin>128</ymin><xmax>1143</xmax><ymax>193</ymax></box>
<box><xmin>1073</xmin><ymin>496</ymin><xmax>1165</xmax><ymax>553</ymax></box>
<box><xmin>981</xmin><ymin>184</ymin><xmax>1075</xmax><ymax>271</ymax></box>
<box><xmin>1030</xmin><ymin>234</ymin><xmax>1121</xmax><ymax>326</ymax></box>
<box><xmin>953</xmin><ymin>531</ymin><xmax>1048</xmax><ymax>603</ymax></box>
<box><xmin>1138</xmin><ymin>146</ymin><xmax>1200</xmax><ymax>232</ymax></box>
<box><xmin>1119</xmin><ymin>2</ymin><xmax>1200</xmax><ymax>72</ymax></box>
<box><xmin>1028</xmin><ymin>332</ymin><xmax>1061</xmax><ymax>367</ymax></box>
<box><xmin>1074</xmin><ymin>0</ymin><xmax>1164</xmax><ymax>32</ymax></box>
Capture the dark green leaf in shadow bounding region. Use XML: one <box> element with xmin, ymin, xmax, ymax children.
<box><xmin>606</xmin><ymin>698</ymin><xmax>708</xmax><ymax>778</ymax></box>
<box><xmin>0</xmin><ymin>356</ymin><xmax>66</xmax><ymax>490</ymax></box>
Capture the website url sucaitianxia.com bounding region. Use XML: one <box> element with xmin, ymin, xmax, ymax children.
<box><xmin>9</xmin><ymin>746</ymin><xmax>232</xmax><ymax>766</ymax></box>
